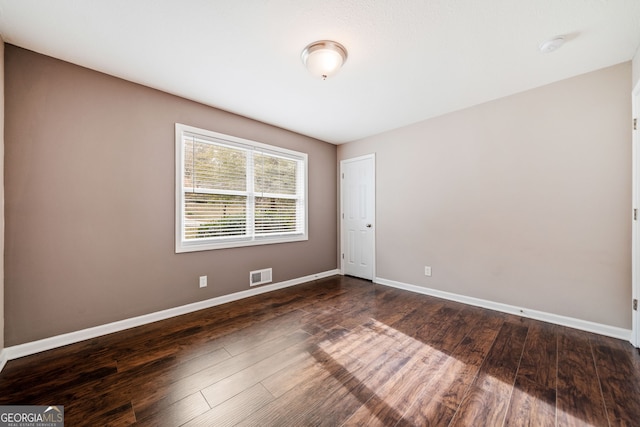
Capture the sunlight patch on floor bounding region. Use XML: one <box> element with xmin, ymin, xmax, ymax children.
<box><xmin>316</xmin><ymin>319</ymin><xmax>468</xmax><ymax>423</ymax></box>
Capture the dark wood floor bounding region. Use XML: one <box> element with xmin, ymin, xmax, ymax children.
<box><xmin>1</xmin><ymin>275</ymin><xmax>639</xmax><ymax>426</ymax></box>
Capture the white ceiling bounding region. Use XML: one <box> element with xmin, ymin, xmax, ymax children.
<box><xmin>0</xmin><ymin>1</ymin><xmax>639</xmax><ymax>144</ymax></box>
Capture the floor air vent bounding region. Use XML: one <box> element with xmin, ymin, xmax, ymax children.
<box><xmin>250</xmin><ymin>268</ymin><xmax>272</xmax><ymax>287</ymax></box>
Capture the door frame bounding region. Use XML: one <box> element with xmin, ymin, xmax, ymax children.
<box><xmin>632</xmin><ymin>79</ymin><xmax>640</xmax><ymax>347</ymax></box>
<box><xmin>340</xmin><ymin>153</ymin><xmax>376</xmax><ymax>280</ymax></box>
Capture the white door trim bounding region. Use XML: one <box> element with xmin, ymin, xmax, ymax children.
<box><xmin>340</xmin><ymin>153</ymin><xmax>376</xmax><ymax>280</ymax></box>
<box><xmin>632</xmin><ymin>79</ymin><xmax>640</xmax><ymax>347</ymax></box>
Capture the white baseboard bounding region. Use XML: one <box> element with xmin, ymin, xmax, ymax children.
<box><xmin>0</xmin><ymin>349</ymin><xmax>7</xmax><ymax>373</ymax></box>
<box><xmin>376</xmin><ymin>277</ymin><xmax>632</xmax><ymax>342</ymax></box>
<box><xmin>3</xmin><ymin>269</ymin><xmax>340</xmax><ymax>363</ymax></box>
<box><xmin>633</xmin><ymin>310</ymin><xmax>639</xmax><ymax>347</ymax></box>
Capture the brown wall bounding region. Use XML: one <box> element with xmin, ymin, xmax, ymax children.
<box><xmin>0</xmin><ymin>40</ymin><xmax>5</xmax><ymax>352</ymax></box>
<box><xmin>338</xmin><ymin>62</ymin><xmax>632</xmax><ymax>329</ymax></box>
<box><xmin>4</xmin><ymin>45</ymin><xmax>337</xmax><ymax>346</ymax></box>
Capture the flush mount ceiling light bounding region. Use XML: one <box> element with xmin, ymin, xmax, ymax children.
<box><xmin>301</xmin><ymin>40</ymin><xmax>348</xmax><ymax>80</ymax></box>
<box><xmin>539</xmin><ymin>36</ymin><xmax>566</xmax><ymax>53</ymax></box>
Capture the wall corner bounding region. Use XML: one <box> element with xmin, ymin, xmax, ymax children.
<box><xmin>0</xmin><ymin>38</ymin><xmax>5</xmax><ymax>357</ymax></box>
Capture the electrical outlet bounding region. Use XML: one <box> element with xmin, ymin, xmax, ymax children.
<box><xmin>424</xmin><ymin>266</ymin><xmax>432</xmax><ymax>277</ymax></box>
<box><xmin>199</xmin><ymin>276</ymin><xmax>207</xmax><ymax>288</ymax></box>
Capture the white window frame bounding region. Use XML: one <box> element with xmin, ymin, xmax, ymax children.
<box><xmin>175</xmin><ymin>123</ymin><xmax>308</xmax><ymax>253</ymax></box>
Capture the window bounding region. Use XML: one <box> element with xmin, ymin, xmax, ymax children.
<box><xmin>175</xmin><ymin>124</ymin><xmax>308</xmax><ymax>252</ymax></box>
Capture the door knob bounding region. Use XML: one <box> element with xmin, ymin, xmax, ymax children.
<box><xmin>366</xmin><ymin>224</ymin><xmax>372</xmax><ymax>228</ymax></box>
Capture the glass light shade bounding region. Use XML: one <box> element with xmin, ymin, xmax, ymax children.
<box><xmin>301</xmin><ymin>41</ymin><xmax>348</xmax><ymax>80</ymax></box>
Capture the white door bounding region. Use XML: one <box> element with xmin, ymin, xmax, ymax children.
<box><xmin>633</xmin><ymin>80</ymin><xmax>640</xmax><ymax>348</ymax></box>
<box><xmin>341</xmin><ymin>154</ymin><xmax>375</xmax><ymax>280</ymax></box>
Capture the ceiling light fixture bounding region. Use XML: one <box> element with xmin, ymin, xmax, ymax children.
<box><xmin>539</xmin><ymin>36</ymin><xmax>565</xmax><ymax>53</ymax></box>
<box><xmin>301</xmin><ymin>40</ymin><xmax>348</xmax><ymax>80</ymax></box>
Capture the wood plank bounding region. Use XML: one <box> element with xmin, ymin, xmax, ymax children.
<box><xmin>414</xmin><ymin>305</ymin><xmax>468</xmax><ymax>353</ymax></box>
<box><xmin>317</xmin><ymin>321</ymin><xmax>399</xmax><ymax>363</ymax></box>
<box><xmin>200</xmin><ymin>335</ymin><xmax>321</xmax><ymax>408</ymax></box>
<box><xmin>399</xmin><ymin>315</ymin><xmax>504</xmax><ymax>426</ymax></box>
<box><xmin>342</xmin><ymin>350</ymin><xmax>447</xmax><ymax>426</ymax></box>
<box><xmin>502</xmin><ymin>320</ymin><xmax>557</xmax><ymax>426</ymax></box>
<box><xmin>447</xmin><ymin>321</ymin><xmax>528</xmax><ymax>427</ymax></box>
<box><xmin>67</xmin><ymin>401</ymin><xmax>137</xmax><ymax>427</ymax></box>
<box><xmin>59</xmin><ymin>354</ymin><xmax>185</xmax><ymax>424</ymax></box>
<box><xmin>503</xmin><ymin>376</ymin><xmax>556</xmax><ymax>427</ymax></box>
<box><xmin>515</xmin><ymin>320</ymin><xmax>557</xmax><ymax>388</ymax></box>
<box><xmin>341</xmin><ymin>303</ymin><xmax>485</xmax><ymax>426</ymax></box>
<box><xmin>235</xmin><ymin>350</ymin><xmax>369</xmax><ymax>426</ymax></box>
<box><xmin>556</xmin><ymin>330</ymin><xmax>610</xmax><ymax>427</ymax></box>
<box><xmin>211</xmin><ymin>309</ymin><xmax>307</xmax><ymax>356</ymax></box>
<box><xmin>0</xmin><ymin>363</ymin><xmax>119</xmax><ymax>404</ymax></box>
<box><xmin>182</xmin><ymin>383</ymin><xmax>274</xmax><ymax>427</ymax></box>
<box><xmin>243</xmin><ymin>318</ymin><xmax>410</xmax><ymax>425</ymax></box>
<box><xmin>299</xmin><ymin>348</ymin><xmax>411</xmax><ymax>426</ymax></box>
<box><xmin>389</xmin><ymin>300</ymin><xmax>446</xmax><ymax>347</ymax></box>
<box><xmin>135</xmin><ymin>392</ymin><xmax>210</xmax><ymax>427</ymax></box>
<box><xmin>42</xmin><ymin>344</ymin><xmax>230</xmax><ymax>424</ymax></box>
<box><xmin>259</xmin><ymin>327</ymin><xmax>355</xmax><ymax>399</ymax></box>
<box><xmin>590</xmin><ymin>335</ymin><xmax>640</xmax><ymax>426</ymax></box>
<box><xmin>131</xmin><ymin>329</ymin><xmax>310</xmax><ymax>421</ymax></box>
<box><xmin>369</xmin><ymin>287</ymin><xmax>422</xmax><ymax>325</ymax></box>
<box><xmin>260</xmin><ymin>350</ymin><xmax>325</xmax><ymax>398</ymax></box>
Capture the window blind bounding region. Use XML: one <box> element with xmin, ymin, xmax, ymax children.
<box><xmin>254</xmin><ymin>152</ymin><xmax>302</xmax><ymax>236</ymax></box>
<box><xmin>176</xmin><ymin>124</ymin><xmax>307</xmax><ymax>252</ymax></box>
<box><xmin>183</xmin><ymin>137</ymin><xmax>248</xmax><ymax>240</ymax></box>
